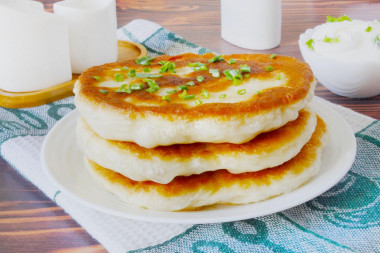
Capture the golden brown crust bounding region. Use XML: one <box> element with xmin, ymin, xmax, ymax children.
<box><xmin>89</xmin><ymin>115</ymin><xmax>327</xmax><ymax>197</ymax></box>
<box><xmin>77</xmin><ymin>53</ymin><xmax>314</xmax><ymax>119</ymax></box>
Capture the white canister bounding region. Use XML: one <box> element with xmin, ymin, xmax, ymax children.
<box><xmin>221</xmin><ymin>0</ymin><xmax>282</xmax><ymax>50</ymax></box>
<box><xmin>0</xmin><ymin>0</ymin><xmax>72</xmax><ymax>92</ymax></box>
<box><xmin>54</xmin><ymin>0</ymin><xmax>118</xmax><ymax>74</ymax></box>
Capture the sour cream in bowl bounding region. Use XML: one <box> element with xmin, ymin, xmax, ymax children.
<box><xmin>299</xmin><ymin>16</ymin><xmax>380</xmax><ymax>98</ymax></box>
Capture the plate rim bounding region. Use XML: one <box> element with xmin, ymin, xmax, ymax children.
<box><xmin>41</xmin><ymin>98</ymin><xmax>357</xmax><ymax>224</ymax></box>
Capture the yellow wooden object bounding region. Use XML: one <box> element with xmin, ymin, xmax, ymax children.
<box><xmin>0</xmin><ymin>40</ymin><xmax>147</xmax><ymax>108</ymax></box>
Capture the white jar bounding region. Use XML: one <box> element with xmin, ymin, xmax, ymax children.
<box><xmin>221</xmin><ymin>0</ymin><xmax>282</xmax><ymax>50</ymax></box>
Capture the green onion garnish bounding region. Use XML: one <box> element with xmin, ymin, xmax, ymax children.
<box><xmin>162</xmin><ymin>95</ymin><xmax>171</xmax><ymax>102</ymax></box>
<box><xmin>183</xmin><ymin>94</ymin><xmax>195</xmax><ymax>100</ymax></box>
<box><xmin>306</xmin><ymin>39</ymin><xmax>314</xmax><ymax>50</ymax></box>
<box><xmin>115</xmin><ymin>84</ymin><xmax>131</xmax><ymax>94</ymax></box>
<box><xmin>326</xmin><ymin>15</ymin><xmax>351</xmax><ymax>23</ymax></box>
<box><xmin>159</xmin><ymin>61</ymin><xmax>166</xmax><ymax>65</ymax></box>
<box><xmin>160</xmin><ymin>61</ymin><xmax>176</xmax><ymax>73</ymax></box>
<box><xmin>166</xmin><ymin>89</ymin><xmax>178</xmax><ymax>94</ymax></box>
<box><xmin>275</xmin><ymin>74</ymin><xmax>282</xmax><ymax>80</ymax></box>
<box><xmin>188</xmin><ymin>62</ymin><xmax>208</xmax><ymax>71</ymax></box>
<box><xmin>130</xmin><ymin>83</ymin><xmax>144</xmax><ymax>90</ymax></box>
<box><xmin>208</xmin><ymin>55</ymin><xmax>225</xmax><ymax>63</ymax></box>
<box><xmin>265</xmin><ymin>66</ymin><xmax>274</xmax><ymax>72</ymax></box>
<box><xmin>195</xmin><ymin>99</ymin><xmax>203</xmax><ymax>106</ymax></box>
<box><xmin>135</xmin><ymin>73</ymin><xmax>162</xmax><ymax>78</ymax></box>
<box><xmin>129</xmin><ymin>69</ymin><xmax>136</xmax><ymax>77</ymax></box>
<box><xmin>209</xmin><ymin>69</ymin><xmax>220</xmax><ymax>78</ymax></box>
<box><xmin>270</xmin><ymin>54</ymin><xmax>277</xmax><ymax>59</ymax></box>
<box><xmin>237</xmin><ymin>89</ymin><xmax>246</xmax><ymax>95</ymax></box>
<box><xmin>114</xmin><ymin>73</ymin><xmax>125</xmax><ymax>82</ymax></box>
<box><xmin>144</xmin><ymin>79</ymin><xmax>160</xmax><ymax>93</ymax></box>
<box><xmin>143</xmin><ymin>67</ymin><xmax>151</xmax><ymax>72</ymax></box>
<box><xmin>323</xmin><ymin>36</ymin><xmax>339</xmax><ymax>43</ymax></box>
<box><xmin>197</xmin><ymin>76</ymin><xmax>205</xmax><ymax>82</ymax></box>
<box><xmin>366</xmin><ymin>26</ymin><xmax>372</xmax><ymax>32</ymax></box>
<box><xmin>202</xmin><ymin>89</ymin><xmax>210</xmax><ymax>99</ymax></box>
<box><xmin>223</xmin><ymin>69</ymin><xmax>243</xmax><ymax>85</ymax></box>
<box><xmin>178</xmin><ymin>90</ymin><xmax>187</xmax><ymax>99</ymax></box>
<box><xmin>177</xmin><ymin>85</ymin><xmax>188</xmax><ymax>91</ymax></box>
<box><xmin>219</xmin><ymin>94</ymin><xmax>226</xmax><ymax>99</ymax></box>
<box><xmin>256</xmin><ymin>90</ymin><xmax>262</xmax><ymax>94</ymax></box>
<box><xmin>120</xmin><ymin>67</ymin><xmax>128</xmax><ymax>71</ymax></box>
<box><xmin>99</xmin><ymin>89</ymin><xmax>108</xmax><ymax>94</ymax></box>
<box><xmin>186</xmin><ymin>81</ymin><xmax>195</xmax><ymax>86</ymax></box>
<box><xmin>93</xmin><ymin>76</ymin><xmax>101</xmax><ymax>81</ymax></box>
<box><xmin>136</xmin><ymin>56</ymin><xmax>155</xmax><ymax>66</ymax></box>
<box><xmin>374</xmin><ymin>35</ymin><xmax>380</xmax><ymax>45</ymax></box>
<box><xmin>245</xmin><ymin>74</ymin><xmax>250</xmax><ymax>78</ymax></box>
<box><xmin>240</xmin><ymin>64</ymin><xmax>250</xmax><ymax>73</ymax></box>
<box><xmin>227</xmin><ymin>59</ymin><xmax>237</xmax><ymax>64</ymax></box>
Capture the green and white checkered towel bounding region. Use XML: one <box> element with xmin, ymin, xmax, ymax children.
<box><xmin>1</xmin><ymin>19</ymin><xmax>379</xmax><ymax>252</ymax></box>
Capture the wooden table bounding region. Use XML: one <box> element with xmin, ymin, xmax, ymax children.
<box><xmin>1</xmin><ymin>0</ymin><xmax>379</xmax><ymax>252</ymax></box>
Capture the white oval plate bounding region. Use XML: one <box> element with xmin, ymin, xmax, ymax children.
<box><xmin>41</xmin><ymin>98</ymin><xmax>356</xmax><ymax>224</ymax></box>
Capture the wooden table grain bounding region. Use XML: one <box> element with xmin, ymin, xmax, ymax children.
<box><xmin>0</xmin><ymin>0</ymin><xmax>379</xmax><ymax>252</ymax></box>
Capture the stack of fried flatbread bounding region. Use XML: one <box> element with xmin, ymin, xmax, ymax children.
<box><xmin>74</xmin><ymin>53</ymin><xmax>328</xmax><ymax>211</ymax></box>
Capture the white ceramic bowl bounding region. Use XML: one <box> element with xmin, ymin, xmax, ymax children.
<box><xmin>299</xmin><ymin>21</ymin><xmax>380</xmax><ymax>98</ymax></box>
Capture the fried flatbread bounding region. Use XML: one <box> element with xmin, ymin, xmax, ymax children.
<box><xmin>74</xmin><ymin>53</ymin><xmax>315</xmax><ymax>148</ymax></box>
<box><xmin>77</xmin><ymin>108</ymin><xmax>317</xmax><ymax>184</ymax></box>
<box><xmin>84</xmin><ymin>115</ymin><xmax>327</xmax><ymax>211</ymax></box>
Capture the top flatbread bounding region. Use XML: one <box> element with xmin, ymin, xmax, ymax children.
<box><xmin>74</xmin><ymin>53</ymin><xmax>315</xmax><ymax>147</ymax></box>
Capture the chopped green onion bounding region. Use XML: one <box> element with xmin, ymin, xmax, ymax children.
<box><xmin>130</xmin><ymin>83</ymin><xmax>144</xmax><ymax>90</ymax></box>
<box><xmin>178</xmin><ymin>90</ymin><xmax>187</xmax><ymax>99</ymax></box>
<box><xmin>245</xmin><ymin>74</ymin><xmax>250</xmax><ymax>78</ymax></box>
<box><xmin>114</xmin><ymin>73</ymin><xmax>125</xmax><ymax>82</ymax></box>
<box><xmin>197</xmin><ymin>76</ymin><xmax>205</xmax><ymax>82</ymax></box>
<box><xmin>93</xmin><ymin>76</ymin><xmax>101</xmax><ymax>81</ymax></box>
<box><xmin>195</xmin><ymin>99</ymin><xmax>203</xmax><ymax>106</ymax></box>
<box><xmin>144</xmin><ymin>79</ymin><xmax>160</xmax><ymax>93</ymax></box>
<box><xmin>326</xmin><ymin>15</ymin><xmax>351</xmax><ymax>23</ymax></box>
<box><xmin>120</xmin><ymin>67</ymin><xmax>128</xmax><ymax>71</ymax></box>
<box><xmin>219</xmin><ymin>94</ymin><xmax>226</xmax><ymax>99</ymax></box>
<box><xmin>256</xmin><ymin>90</ymin><xmax>262</xmax><ymax>95</ymax></box>
<box><xmin>177</xmin><ymin>85</ymin><xmax>188</xmax><ymax>91</ymax></box>
<box><xmin>136</xmin><ymin>56</ymin><xmax>155</xmax><ymax>66</ymax></box>
<box><xmin>270</xmin><ymin>54</ymin><xmax>277</xmax><ymax>59</ymax></box>
<box><xmin>366</xmin><ymin>26</ymin><xmax>372</xmax><ymax>32</ymax></box>
<box><xmin>275</xmin><ymin>74</ymin><xmax>282</xmax><ymax>80</ymax></box>
<box><xmin>129</xmin><ymin>69</ymin><xmax>136</xmax><ymax>77</ymax></box>
<box><xmin>162</xmin><ymin>95</ymin><xmax>171</xmax><ymax>102</ymax></box>
<box><xmin>323</xmin><ymin>35</ymin><xmax>339</xmax><ymax>43</ymax></box>
<box><xmin>374</xmin><ymin>35</ymin><xmax>380</xmax><ymax>45</ymax></box>
<box><xmin>188</xmin><ymin>62</ymin><xmax>208</xmax><ymax>71</ymax></box>
<box><xmin>135</xmin><ymin>73</ymin><xmax>162</xmax><ymax>78</ymax></box>
<box><xmin>99</xmin><ymin>89</ymin><xmax>108</xmax><ymax>94</ymax></box>
<box><xmin>240</xmin><ymin>64</ymin><xmax>250</xmax><ymax>73</ymax></box>
<box><xmin>160</xmin><ymin>61</ymin><xmax>176</xmax><ymax>73</ymax></box>
<box><xmin>223</xmin><ymin>69</ymin><xmax>243</xmax><ymax>85</ymax></box>
<box><xmin>227</xmin><ymin>59</ymin><xmax>237</xmax><ymax>64</ymax></box>
<box><xmin>143</xmin><ymin>67</ymin><xmax>151</xmax><ymax>72</ymax></box>
<box><xmin>202</xmin><ymin>89</ymin><xmax>210</xmax><ymax>99</ymax></box>
<box><xmin>159</xmin><ymin>61</ymin><xmax>166</xmax><ymax>65</ymax></box>
<box><xmin>209</xmin><ymin>69</ymin><xmax>220</xmax><ymax>78</ymax></box>
<box><xmin>237</xmin><ymin>89</ymin><xmax>246</xmax><ymax>95</ymax></box>
<box><xmin>115</xmin><ymin>84</ymin><xmax>131</xmax><ymax>94</ymax></box>
<box><xmin>183</xmin><ymin>94</ymin><xmax>195</xmax><ymax>100</ymax></box>
<box><xmin>186</xmin><ymin>81</ymin><xmax>195</xmax><ymax>86</ymax></box>
<box><xmin>208</xmin><ymin>55</ymin><xmax>225</xmax><ymax>63</ymax></box>
<box><xmin>265</xmin><ymin>66</ymin><xmax>274</xmax><ymax>72</ymax></box>
<box><xmin>166</xmin><ymin>89</ymin><xmax>178</xmax><ymax>94</ymax></box>
<box><xmin>306</xmin><ymin>39</ymin><xmax>314</xmax><ymax>50</ymax></box>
